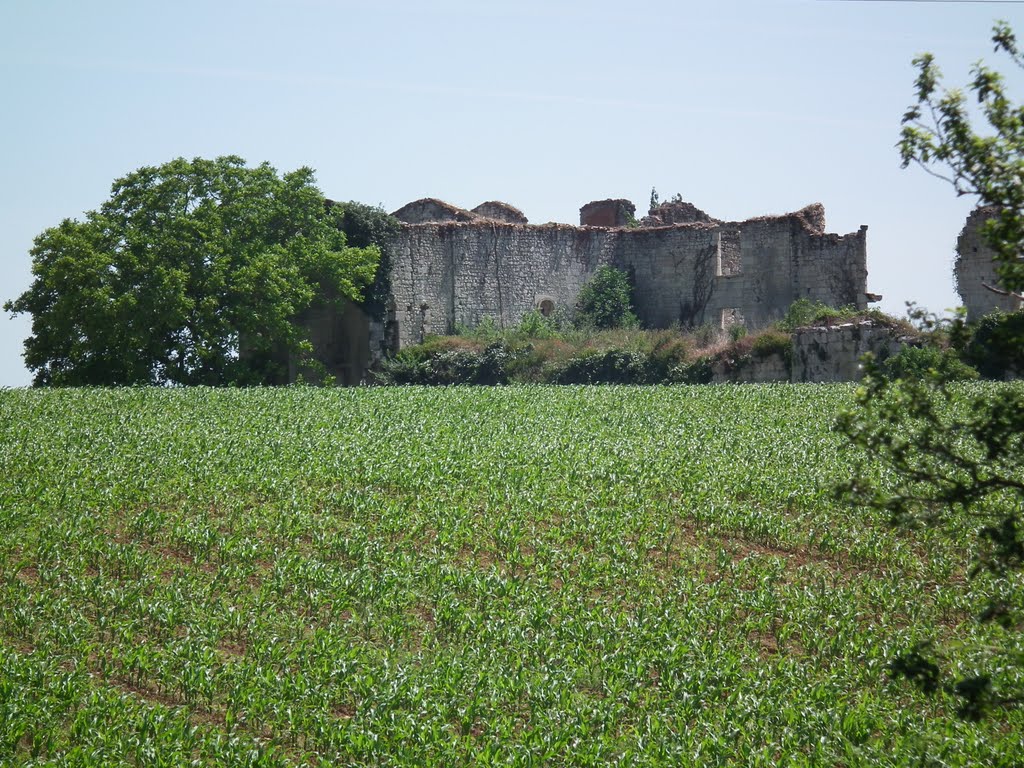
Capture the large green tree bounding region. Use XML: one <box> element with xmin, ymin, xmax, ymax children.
<box><xmin>839</xmin><ymin>23</ymin><xmax>1024</xmax><ymax>720</ymax></box>
<box><xmin>5</xmin><ymin>156</ymin><xmax>380</xmax><ymax>386</ymax></box>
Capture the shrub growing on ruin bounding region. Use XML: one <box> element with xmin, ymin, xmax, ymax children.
<box><xmin>456</xmin><ymin>317</ymin><xmax>501</xmax><ymax>342</ymax></box>
<box><xmin>515</xmin><ymin>309</ymin><xmax>563</xmax><ymax>340</ymax></box>
<box><xmin>647</xmin><ymin>331</ymin><xmax>693</xmax><ymax>379</ymax></box>
<box><xmin>333</xmin><ymin>200</ymin><xmax>402</xmax><ymax>321</ymax></box>
<box><xmin>669</xmin><ymin>357</ymin><xmax>714</xmax><ymax>384</ymax></box>
<box><xmin>575</xmin><ymin>266</ymin><xmax>639</xmax><ymax>330</ymax></box>
<box><xmin>548</xmin><ymin>349</ymin><xmax>652</xmax><ymax>385</ymax></box>
<box><xmin>777</xmin><ymin>298</ymin><xmax>859</xmax><ymax>331</ymax></box>
<box><xmin>749</xmin><ymin>329</ymin><xmax>792</xmax><ymax>360</ymax></box>
<box><xmin>376</xmin><ymin>341</ymin><xmax>521</xmax><ymax>385</ymax></box>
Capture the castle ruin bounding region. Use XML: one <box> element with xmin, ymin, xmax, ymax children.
<box><xmin>316</xmin><ymin>197</ymin><xmax>874</xmax><ymax>383</ymax></box>
<box><xmin>385</xmin><ymin>197</ymin><xmax>871</xmax><ymax>349</ymax></box>
<box><xmin>956</xmin><ymin>207</ymin><xmax>1024</xmax><ymax>322</ymax></box>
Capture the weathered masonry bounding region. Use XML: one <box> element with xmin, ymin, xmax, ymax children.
<box><xmin>384</xmin><ymin>197</ymin><xmax>872</xmax><ymax>350</ymax></box>
<box><xmin>956</xmin><ymin>207</ymin><xmax>1024</xmax><ymax>322</ymax></box>
<box><xmin>316</xmin><ymin>196</ymin><xmax>874</xmax><ymax>383</ymax></box>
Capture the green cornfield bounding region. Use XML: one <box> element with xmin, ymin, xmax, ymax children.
<box><xmin>1</xmin><ymin>385</ymin><xmax>1021</xmax><ymax>766</ymax></box>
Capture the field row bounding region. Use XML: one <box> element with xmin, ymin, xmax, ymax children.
<box><xmin>1</xmin><ymin>385</ymin><xmax>1021</xmax><ymax>765</ymax></box>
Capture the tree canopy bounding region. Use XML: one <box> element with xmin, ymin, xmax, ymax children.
<box><xmin>5</xmin><ymin>156</ymin><xmax>380</xmax><ymax>386</ymax></box>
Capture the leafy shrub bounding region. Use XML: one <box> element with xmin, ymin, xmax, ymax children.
<box><xmin>964</xmin><ymin>310</ymin><xmax>1024</xmax><ymax>379</ymax></box>
<box><xmin>881</xmin><ymin>345</ymin><xmax>978</xmax><ymax>381</ymax></box>
<box><xmin>692</xmin><ymin>323</ymin><xmax>720</xmax><ymax>348</ymax></box>
<box><xmin>647</xmin><ymin>331</ymin><xmax>693</xmax><ymax>379</ymax></box>
<box><xmin>669</xmin><ymin>356</ymin><xmax>714</xmax><ymax>383</ymax></box>
<box><xmin>377</xmin><ymin>342</ymin><xmax>521</xmax><ymax>385</ymax></box>
<box><xmin>515</xmin><ymin>309</ymin><xmax>562</xmax><ymax>339</ymax></box>
<box><xmin>336</xmin><ymin>201</ymin><xmax>402</xmax><ymax>320</ymax></box>
<box><xmin>423</xmin><ymin>350</ymin><xmax>483</xmax><ymax>384</ymax></box>
<box><xmin>548</xmin><ymin>350</ymin><xmax>652</xmax><ymax>384</ymax></box>
<box><xmin>779</xmin><ymin>299</ymin><xmax>826</xmax><ymax>330</ymax></box>
<box><xmin>576</xmin><ymin>266</ymin><xmax>639</xmax><ymax>330</ymax></box>
<box><xmin>728</xmin><ymin>324</ymin><xmax>747</xmax><ymax>342</ymax></box>
<box><xmin>777</xmin><ymin>299</ymin><xmax>912</xmax><ymax>335</ymax></box>
<box><xmin>777</xmin><ymin>299</ymin><xmax>859</xmax><ymax>331</ymax></box>
<box><xmin>457</xmin><ymin>317</ymin><xmax>501</xmax><ymax>342</ymax></box>
<box><xmin>750</xmin><ymin>329</ymin><xmax>793</xmax><ymax>361</ymax></box>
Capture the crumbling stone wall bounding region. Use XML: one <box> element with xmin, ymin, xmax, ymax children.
<box><xmin>956</xmin><ymin>207</ymin><xmax>1023</xmax><ymax>322</ymax></box>
<box><xmin>579</xmin><ymin>199</ymin><xmax>636</xmax><ymax>228</ymax></box>
<box><xmin>392</xmin><ymin>198</ymin><xmax>478</xmax><ymax>224</ymax></box>
<box><xmin>711</xmin><ymin>352</ymin><xmax>790</xmax><ymax>384</ymax></box>
<box><xmin>471</xmin><ymin>201</ymin><xmax>529</xmax><ymax>224</ymax></box>
<box><xmin>647</xmin><ymin>200</ymin><xmax>718</xmax><ymax>226</ymax></box>
<box><xmin>301</xmin><ymin>196</ymin><xmax>872</xmax><ymax>382</ymax></box>
<box><xmin>791</xmin><ymin>321</ymin><xmax>904</xmax><ymax>383</ymax></box>
<box><xmin>388</xmin><ymin>220</ymin><xmax>614</xmax><ymax>345</ymax></box>
<box><xmin>703</xmin><ymin>322</ymin><xmax>907</xmax><ymax>383</ymax></box>
<box><xmin>381</xmin><ymin>197</ymin><xmax>871</xmax><ymax>351</ymax></box>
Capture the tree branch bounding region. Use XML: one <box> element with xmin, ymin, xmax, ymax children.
<box><xmin>981</xmin><ymin>281</ymin><xmax>1024</xmax><ymax>302</ymax></box>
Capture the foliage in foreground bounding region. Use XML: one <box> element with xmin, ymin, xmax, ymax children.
<box><xmin>837</xmin><ymin>20</ymin><xmax>1024</xmax><ymax>721</ymax></box>
<box><xmin>838</xmin><ymin>362</ymin><xmax>1024</xmax><ymax>719</ymax></box>
<box><xmin>4</xmin><ymin>157</ymin><xmax>382</xmax><ymax>387</ymax></box>
<box><xmin>1</xmin><ymin>386</ymin><xmax>1022</xmax><ymax>766</ymax></box>
<box><xmin>964</xmin><ymin>309</ymin><xmax>1024</xmax><ymax>379</ymax></box>
<box><xmin>899</xmin><ymin>21</ymin><xmax>1024</xmax><ymax>295</ymax></box>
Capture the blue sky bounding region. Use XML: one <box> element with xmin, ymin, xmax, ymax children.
<box><xmin>2</xmin><ymin>0</ymin><xmax>1022</xmax><ymax>386</ymax></box>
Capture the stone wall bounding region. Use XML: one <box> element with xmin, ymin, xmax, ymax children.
<box><xmin>647</xmin><ymin>200</ymin><xmax>718</xmax><ymax>226</ymax></box>
<box><xmin>579</xmin><ymin>199</ymin><xmax>636</xmax><ymax>227</ymax></box>
<box><xmin>706</xmin><ymin>322</ymin><xmax>907</xmax><ymax>384</ymax></box>
<box><xmin>384</xmin><ymin>198</ymin><xmax>871</xmax><ymax>350</ymax></box>
<box><xmin>471</xmin><ymin>201</ymin><xmax>529</xmax><ymax>224</ymax></box>
<box><xmin>391</xmin><ymin>198</ymin><xmax>478</xmax><ymax>224</ymax></box>
<box><xmin>388</xmin><ymin>221</ymin><xmax>610</xmax><ymax>345</ymax></box>
<box><xmin>791</xmin><ymin>321</ymin><xmax>904</xmax><ymax>383</ymax></box>
<box><xmin>956</xmin><ymin>207</ymin><xmax>1023</xmax><ymax>322</ymax></box>
<box><xmin>711</xmin><ymin>352</ymin><xmax>790</xmax><ymax>384</ymax></box>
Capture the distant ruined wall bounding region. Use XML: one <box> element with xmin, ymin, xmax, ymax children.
<box><xmin>791</xmin><ymin>322</ymin><xmax>904</xmax><ymax>383</ymax></box>
<box><xmin>956</xmin><ymin>207</ymin><xmax>1023</xmax><ymax>322</ymax></box>
<box><xmin>579</xmin><ymin>199</ymin><xmax>636</xmax><ymax>227</ymax></box>
<box><xmin>701</xmin><ymin>322</ymin><xmax>908</xmax><ymax>384</ymax></box>
<box><xmin>700</xmin><ymin>322</ymin><xmax>906</xmax><ymax>385</ymax></box>
<box><xmin>384</xmin><ymin>199</ymin><xmax>870</xmax><ymax>349</ymax></box>
<box><xmin>647</xmin><ymin>200</ymin><xmax>718</xmax><ymax>226</ymax></box>
<box><xmin>711</xmin><ymin>353</ymin><xmax>790</xmax><ymax>384</ymax></box>
<box><xmin>471</xmin><ymin>201</ymin><xmax>529</xmax><ymax>224</ymax></box>
<box><xmin>388</xmin><ymin>222</ymin><xmax>613</xmax><ymax>345</ymax></box>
